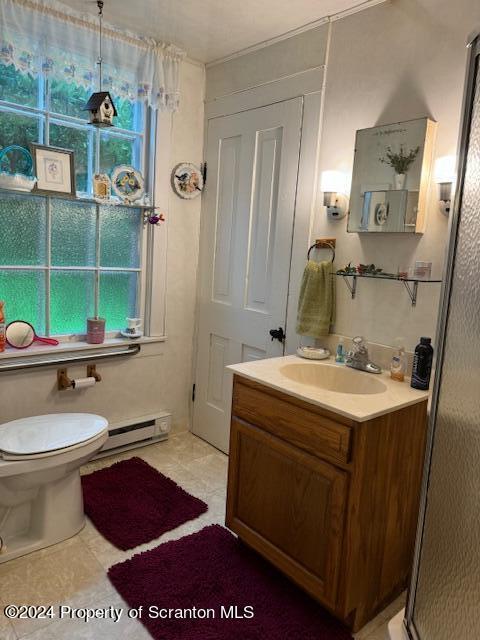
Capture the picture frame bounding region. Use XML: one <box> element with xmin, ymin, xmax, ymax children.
<box><xmin>93</xmin><ymin>173</ymin><xmax>111</xmax><ymax>200</ymax></box>
<box><xmin>31</xmin><ymin>144</ymin><xmax>76</xmax><ymax>197</ymax></box>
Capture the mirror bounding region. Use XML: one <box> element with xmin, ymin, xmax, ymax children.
<box><xmin>347</xmin><ymin>117</ymin><xmax>436</xmax><ymax>233</ymax></box>
<box><xmin>6</xmin><ymin>321</ymin><xmax>59</xmax><ymax>349</ymax></box>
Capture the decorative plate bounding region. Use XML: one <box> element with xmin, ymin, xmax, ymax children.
<box><xmin>111</xmin><ymin>165</ymin><xmax>144</xmax><ymax>203</ymax></box>
<box><xmin>171</xmin><ymin>163</ymin><xmax>204</xmax><ymax>199</ymax></box>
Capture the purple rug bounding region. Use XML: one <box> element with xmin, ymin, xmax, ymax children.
<box><xmin>81</xmin><ymin>457</ymin><xmax>208</xmax><ymax>550</ymax></box>
<box><xmin>108</xmin><ymin>524</ymin><xmax>353</xmax><ymax>640</ymax></box>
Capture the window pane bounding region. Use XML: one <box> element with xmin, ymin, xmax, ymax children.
<box><xmin>0</xmin><ymin>63</ymin><xmax>38</xmax><ymax>108</ymax></box>
<box><xmin>50</xmin><ymin>270</ymin><xmax>95</xmax><ymax>335</ymax></box>
<box><xmin>0</xmin><ymin>193</ymin><xmax>46</xmax><ymax>265</ymax></box>
<box><xmin>100</xmin><ymin>132</ymin><xmax>135</xmax><ymax>176</ymax></box>
<box><xmin>99</xmin><ymin>271</ymin><xmax>138</xmax><ymax>330</ymax></box>
<box><xmin>115</xmin><ymin>98</ymin><xmax>146</xmax><ymax>132</ymax></box>
<box><xmin>0</xmin><ymin>270</ymin><xmax>45</xmax><ymax>333</ymax></box>
<box><xmin>51</xmin><ymin>199</ymin><xmax>96</xmax><ymax>267</ymax></box>
<box><xmin>0</xmin><ymin>110</ymin><xmax>40</xmax><ymax>148</ymax></box>
<box><xmin>49</xmin><ymin>79</ymin><xmax>90</xmax><ymax>120</ymax></box>
<box><xmin>49</xmin><ymin>123</ymin><xmax>90</xmax><ymax>193</ymax></box>
<box><xmin>100</xmin><ymin>206</ymin><xmax>141</xmax><ymax>268</ymax></box>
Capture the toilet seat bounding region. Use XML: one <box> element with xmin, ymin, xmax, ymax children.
<box><xmin>0</xmin><ymin>413</ymin><xmax>108</xmax><ymax>461</ymax></box>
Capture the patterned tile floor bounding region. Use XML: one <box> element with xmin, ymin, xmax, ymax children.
<box><xmin>0</xmin><ymin>432</ymin><xmax>404</xmax><ymax>639</ymax></box>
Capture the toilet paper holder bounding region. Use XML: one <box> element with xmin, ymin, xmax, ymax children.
<box><xmin>57</xmin><ymin>365</ymin><xmax>102</xmax><ymax>391</ymax></box>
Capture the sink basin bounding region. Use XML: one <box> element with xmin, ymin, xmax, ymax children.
<box><xmin>279</xmin><ymin>363</ymin><xmax>387</xmax><ymax>395</ymax></box>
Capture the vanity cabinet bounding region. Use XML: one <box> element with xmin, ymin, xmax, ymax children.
<box><xmin>226</xmin><ymin>375</ymin><xmax>428</xmax><ymax>632</ymax></box>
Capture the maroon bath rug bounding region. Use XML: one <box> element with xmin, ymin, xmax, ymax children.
<box><xmin>108</xmin><ymin>524</ymin><xmax>353</xmax><ymax>640</ymax></box>
<box><xmin>81</xmin><ymin>457</ymin><xmax>208</xmax><ymax>550</ymax></box>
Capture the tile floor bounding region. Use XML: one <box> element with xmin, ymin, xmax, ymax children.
<box><xmin>0</xmin><ymin>432</ymin><xmax>404</xmax><ymax>639</ymax></box>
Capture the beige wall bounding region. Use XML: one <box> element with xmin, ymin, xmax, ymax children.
<box><xmin>314</xmin><ymin>0</ymin><xmax>479</xmax><ymax>351</ymax></box>
<box><xmin>206</xmin><ymin>0</ymin><xmax>480</xmax><ymax>352</ymax></box>
<box><xmin>205</xmin><ymin>24</ymin><xmax>329</xmax><ymax>99</ymax></box>
<box><xmin>0</xmin><ymin>60</ymin><xmax>205</xmax><ymax>433</ymax></box>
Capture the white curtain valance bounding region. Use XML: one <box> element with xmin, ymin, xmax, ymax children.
<box><xmin>0</xmin><ymin>0</ymin><xmax>186</xmax><ymax>112</ymax></box>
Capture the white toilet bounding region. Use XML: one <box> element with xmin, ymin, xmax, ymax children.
<box><xmin>0</xmin><ymin>413</ymin><xmax>108</xmax><ymax>563</ymax></box>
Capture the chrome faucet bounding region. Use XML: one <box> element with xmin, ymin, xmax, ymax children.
<box><xmin>345</xmin><ymin>336</ymin><xmax>382</xmax><ymax>374</ymax></box>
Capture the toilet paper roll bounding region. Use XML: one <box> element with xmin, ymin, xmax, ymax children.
<box><xmin>72</xmin><ymin>377</ymin><xmax>96</xmax><ymax>389</ymax></box>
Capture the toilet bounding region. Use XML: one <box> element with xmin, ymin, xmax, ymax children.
<box><xmin>0</xmin><ymin>413</ymin><xmax>108</xmax><ymax>563</ymax></box>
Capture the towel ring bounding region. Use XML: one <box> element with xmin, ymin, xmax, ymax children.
<box><xmin>307</xmin><ymin>241</ymin><xmax>335</xmax><ymax>262</ymax></box>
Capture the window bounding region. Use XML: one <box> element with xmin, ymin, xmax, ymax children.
<box><xmin>0</xmin><ymin>61</ymin><xmax>153</xmax><ymax>337</ymax></box>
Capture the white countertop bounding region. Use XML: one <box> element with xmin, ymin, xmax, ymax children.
<box><xmin>228</xmin><ymin>355</ymin><xmax>429</xmax><ymax>422</ymax></box>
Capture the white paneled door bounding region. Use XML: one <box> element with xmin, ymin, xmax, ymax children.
<box><xmin>193</xmin><ymin>98</ymin><xmax>303</xmax><ymax>452</ymax></box>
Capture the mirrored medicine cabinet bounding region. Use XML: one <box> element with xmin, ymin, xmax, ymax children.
<box><xmin>347</xmin><ymin>117</ymin><xmax>437</xmax><ymax>234</ymax></box>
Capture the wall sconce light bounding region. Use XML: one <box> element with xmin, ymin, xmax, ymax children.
<box><xmin>320</xmin><ymin>170</ymin><xmax>350</xmax><ymax>220</ymax></box>
<box><xmin>434</xmin><ymin>155</ymin><xmax>456</xmax><ymax>216</ymax></box>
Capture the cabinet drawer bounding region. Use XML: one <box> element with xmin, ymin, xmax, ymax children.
<box><xmin>232</xmin><ymin>378</ymin><xmax>352</xmax><ymax>465</ymax></box>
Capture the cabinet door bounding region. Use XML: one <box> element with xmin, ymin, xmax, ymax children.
<box><xmin>226</xmin><ymin>417</ymin><xmax>348</xmax><ymax>609</ymax></box>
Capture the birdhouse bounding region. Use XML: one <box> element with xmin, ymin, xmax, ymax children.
<box><xmin>83</xmin><ymin>91</ymin><xmax>117</xmax><ymax>127</ymax></box>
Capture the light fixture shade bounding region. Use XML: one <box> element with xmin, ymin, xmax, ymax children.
<box><xmin>320</xmin><ymin>170</ymin><xmax>350</xmax><ymax>194</ymax></box>
<box><xmin>323</xmin><ymin>192</ymin><xmax>336</xmax><ymax>207</ymax></box>
<box><xmin>434</xmin><ymin>155</ymin><xmax>456</xmax><ymax>184</ymax></box>
<box><xmin>439</xmin><ymin>182</ymin><xmax>452</xmax><ymax>202</ymax></box>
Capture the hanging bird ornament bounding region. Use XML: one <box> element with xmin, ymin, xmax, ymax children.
<box><xmin>83</xmin><ymin>1</ymin><xmax>117</xmax><ymax>127</ymax></box>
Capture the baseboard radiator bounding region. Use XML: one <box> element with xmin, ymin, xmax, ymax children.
<box><xmin>93</xmin><ymin>412</ymin><xmax>172</xmax><ymax>459</ymax></box>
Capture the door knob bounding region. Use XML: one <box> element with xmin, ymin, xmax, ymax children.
<box><xmin>269</xmin><ymin>327</ymin><xmax>285</xmax><ymax>343</ymax></box>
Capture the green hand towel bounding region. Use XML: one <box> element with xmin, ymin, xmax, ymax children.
<box><xmin>296</xmin><ymin>260</ymin><xmax>336</xmax><ymax>338</ymax></box>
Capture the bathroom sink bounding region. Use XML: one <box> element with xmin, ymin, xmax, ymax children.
<box><xmin>279</xmin><ymin>362</ymin><xmax>387</xmax><ymax>395</ymax></box>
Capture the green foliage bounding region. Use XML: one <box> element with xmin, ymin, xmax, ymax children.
<box><xmin>50</xmin><ymin>78</ymin><xmax>91</xmax><ymax>120</ymax></box>
<box><xmin>100</xmin><ymin>133</ymin><xmax>133</xmax><ymax>176</ymax></box>
<box><xmin>0</xmin><ymin>111</ymin><xmax>39</xmax><ymax>149</ymax></box>
<box><xmin>0</xmin><ymin>63</ymin><xmax>38</xmax><ymax>107</ymax></box>
<box><xmin>379</xmin><ymin>145</ymin><xmax>420</xmax><ymax>174</ymax></box>
<box><xmin>49</xmin><ymin>123</ymin><xmax>90</xmax><ymax>192</ymax></box>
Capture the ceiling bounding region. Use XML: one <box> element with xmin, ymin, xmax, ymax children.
<box><xmin>61</xmin><ymin>0</ymin><xmax>371</xmax><ymax>64</ymax></box>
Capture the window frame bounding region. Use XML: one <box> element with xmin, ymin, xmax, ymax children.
<box><xmin>0</xmin><ymin>69</ymin><xmax>157</xmax><ymax>340</ymax></box>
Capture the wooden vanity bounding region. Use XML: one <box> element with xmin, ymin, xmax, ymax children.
<box><xmin>226</xmin><ymin>373</ymin><xmax>428</xmax><ymax>632</ymax></box>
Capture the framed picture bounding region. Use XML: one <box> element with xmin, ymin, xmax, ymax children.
<box><xmin>31</xmin><ymin>144</ymin><xmax>76</xmax><ymax>197</ymax></box>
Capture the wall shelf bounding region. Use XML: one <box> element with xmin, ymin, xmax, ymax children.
<box><xmin>336</xmin><ymin>272</ymin><xmax>442</xmax><ymax>307</ymax></box>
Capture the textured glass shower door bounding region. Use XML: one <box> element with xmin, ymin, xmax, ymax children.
<box><xmin>407</xmin><ymin>36</ymin><xmax>480</xmax><ymax>640</ymax></box>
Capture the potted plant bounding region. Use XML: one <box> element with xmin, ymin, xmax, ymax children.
<box><xmin>379</xmin><ymin>145</ymin><xmax>420</xmax><ymax>190</ymax></box>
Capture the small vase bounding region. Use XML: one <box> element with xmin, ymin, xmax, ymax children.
<box><xmin>394</xmin><ymin>173</ymin><xmax>406</xmax><ymax>190</ymax></box>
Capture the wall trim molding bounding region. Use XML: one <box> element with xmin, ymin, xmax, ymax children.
<box><xmin>206</xmin><ymin>0</ymin><xmax>390</xmax><ymax>69</ymax></box>
<box><xmin>205</xmin><ymin>66</ymin><xmax>324</xmax><ymax>119</ymax></box>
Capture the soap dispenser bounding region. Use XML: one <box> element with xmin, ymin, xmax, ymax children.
<box><xmin>390</xmin><ymin>339</ymin><xmax>407</xmax><ymax>382</ymax></box>
<box><xmin>335</xmin><ymin>337</ymin><xmax>345</xmax><ymax>363</ymax></box>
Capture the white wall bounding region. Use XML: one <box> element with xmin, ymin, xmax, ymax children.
<box><xmin>314</xmin><ymin>0</ymin><xmax>480</xmax><ymax>351</ymax></box>
<box><xmin>205</xmin><ymin>24</ymin><xmax>329</xmax><ymax>99</ymax></box>
<box><xmin>206</xmin><ymin>0</ymin><xmax>480</xmax><ymax>352</ymax></box>
<box><xmin>0</xmin><ymin>60</ymin><xmax>205</xmax><ymax>433</ymax></box>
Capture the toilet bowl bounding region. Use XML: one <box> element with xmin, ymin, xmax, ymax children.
<box><xmin>0</xmin><ymin>413</ymin><xmax>108</xmax><ymax>563</ymax></box>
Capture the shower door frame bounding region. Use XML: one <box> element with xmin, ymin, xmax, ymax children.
<box><xmin>405</xmin><ymin>32</ymin><xmax>480</xmax><ymax>640</ymax></box>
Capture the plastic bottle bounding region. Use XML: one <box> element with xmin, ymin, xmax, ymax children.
<box><xmin>335</xmin><ymin>337</ymin><xmax>345</xmax><ymax>363</ymax></box>
<box><xmin>390</xmin><ymin>339</ymin><xmax>407</xmax><ymax>382</ymax></box>
<box><xmin>0</xmin><ymin>301</ymin><xmax>5</xmax><ymax>352</ymax></box>
<box><xmin>411</xmin><ymin>337</ymin><xmax>434</xmax><ymax>390</ymax></box>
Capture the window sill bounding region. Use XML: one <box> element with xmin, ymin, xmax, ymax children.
<box><xmin>0</xmin><ymin>336</ymin><xmax>166</xmax><ymax>361</ymax></box>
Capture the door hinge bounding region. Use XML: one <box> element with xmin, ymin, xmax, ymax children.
<box><xmin>201</xmin><ymin>162</ymin><xmax>207</xmax><ymax>184</ymax></box>
<box><xmin>192</xmin><ymin>383</ymin><xmax>196</xmax><ymax>402</ymax></box>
